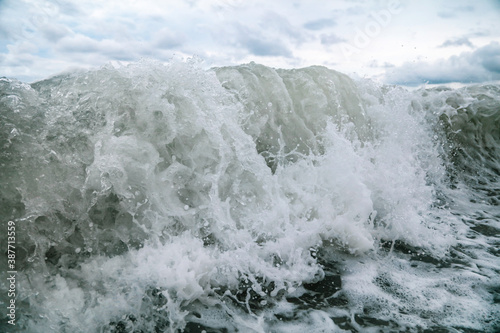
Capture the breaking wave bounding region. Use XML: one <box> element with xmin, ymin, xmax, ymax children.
<box><xmin>1</xmin><ymin>59</ymin><xmax>499</xmax><ymax>332</ymax></box>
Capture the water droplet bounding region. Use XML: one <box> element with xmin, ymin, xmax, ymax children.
<box><xmin>184</xmin><ymin>205</ymin><xmax>189</xmax><ymax>210</ymax></box>
<box><xmin>75</xmin><ymin>248</ymin><xmax>81</xmax><ymax>253</ymax></box>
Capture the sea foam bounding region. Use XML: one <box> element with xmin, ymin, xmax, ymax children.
<box><xmin>0</xmin><ymin>60</ymin><xmax>498</xmax><ymax>332</ymax></box>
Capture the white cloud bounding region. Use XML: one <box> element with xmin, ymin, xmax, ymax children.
<box><xmin>1</xmin><ymin>0</ymin><xmax>500</xmax><ymax>84</ymax></box>
<box><xmin>386</xmin><ymin>42</ymin><xmax>500</xmax><ymax>85</ymax></box>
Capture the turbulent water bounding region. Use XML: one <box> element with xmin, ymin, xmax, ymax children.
<box><xmin>0</xmin><ymin>60</ymin><xmax>499</xmax><ymax>332</ymax></box>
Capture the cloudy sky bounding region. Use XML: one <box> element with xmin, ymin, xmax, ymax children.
<box><xmin>1</xmin><ymin>0</ymin><xmax>500</xmax><ymax>85</ymax></box>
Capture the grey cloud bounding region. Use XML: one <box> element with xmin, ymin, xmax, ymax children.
<box><xmin>55</xmin><ymin>34</ymin><xmax>140</xmax><ymax>61</ymax></box>
<box><xmin>345</xmin><ymin>6</ymin><xmax>365</xmax><ymax>15</ymax></box>
<box><xmin>54</xmin><ymin>0</ymin><xmax>82</xmax><ymax>16</ymax></box>
<box><xmin>320</xmin><ymin>33</ymin><xmax>345</xmax><ymax>45</ymax></box>
<box><xmin>2</xmin><ymin>50</ymin><xmax>37</xmax><ymax>67</ymax></box>
<box><xmin>20</xmin><ymin>0</ymin><xmax>82</xmax><ymax>18</ymax></box>
<box><xmin>437</xmin><ymin>11</ymin><xmax>454</xmax><ymax>18</ymax></box>
<box><xmin>438</xmin><ymin>5</ymin><xmax>475</xmax><ymax>18</ymax></box>
<box><xmin>475</xmin><ymin>42</ymin><xmax>500</xmax><ymax>73</ymax></box>
<box><xmin>0</xmin><ymin>0</ymin><xmax>79</xmax><ymax>43</ymax></box>
<box><xmin>469</xmin><ymin>31</ymin><xmax>491</xmax><ymax>37</ymax></box>
<box><xmin>303</xmin><ymin>18</ymin><xmax>336</xmax><ymax>31</ymax></box>
<box><xmin>368</xmin><ymin>60</ymin><xmax>395</xmax><ymax>68</ymax></box>
<box><xmin>41</xmin><ymin>23</ymin><xmax>71</xmax><ymax>42</ymax></box>
<box><xmin>262</xmin><ymin>12</ymin><xmax>309</xmax><ymax>44</ymax></box>
<box><xmin>101</xmin><ymin>45</ymin><xmax>137</xmax><ymax>61</ymax></box>
<box><xmin>439</xmin><ymin>37</ymin><xmax>474</xmax><ymax>48</ymax></box>
<box><xmin>0</xmin><ymin>25</ymin><xmax>12</xmax><ymax>40</ymax></box>
<box><xmin>0</xmin><ymin>1</ymin><xmax>31</xmax><ymax>40</ymax></box>
<box><xmin>457</xmin><ymin>5</ymin><xmax>475</xmax><ymax>11</ymax></box>
<box><xmin>218</xmin><ymin>23</ymin><xmax>293</xmax><ymax>58</ymax></box>
<box><xmin>154</xmin><ymin>28</ymin><xmax>184</xmax><ymax>49</ymax></box>
<box><xmin>386</xmin><ymin>42</ymin><xmax>500</xmax><ymax>85</ymax></box>
<box><xmin>57</xmin><ymin>34</ymin><xmax>98</xmax><ymax>53</ymax></box>
<box><xmin>207</xmin><ymin>14</ymin><xmax>299</xmax><ymax>58</ymax></box>
<box><xmin>242</xmin><ymin>36</ymin><xmax>291</xmax><ymax>57</ymax></box>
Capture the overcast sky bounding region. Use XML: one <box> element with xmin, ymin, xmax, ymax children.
<box><xmin>1</xmin><ymin>0</ymin><xmax>500</xmax><ymax>85</ymax></box>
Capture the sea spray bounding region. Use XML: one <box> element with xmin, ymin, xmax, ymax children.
<box><xmin>0</xmin><ymin>60</ymin><xmax>498</xmax><ymax>332</ymax></box>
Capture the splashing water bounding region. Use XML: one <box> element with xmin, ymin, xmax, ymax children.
<box><xmin>0</xmin><ymin>60</ymin><xmax>498</xmax><ymax>332</ymax></box>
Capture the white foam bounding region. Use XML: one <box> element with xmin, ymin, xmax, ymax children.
<box><xmin>3</xmin><ymin>60</ymin><xmax>497</xmax><ymax>332</ymax></box>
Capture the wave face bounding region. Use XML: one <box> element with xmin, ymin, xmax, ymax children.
<box><xmin>0</xmin><ymin>60</ymin><xmax>499</xmax><ymax>332</ymax></box>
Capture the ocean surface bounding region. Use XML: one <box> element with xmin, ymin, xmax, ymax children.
<box><xmin>1</xmin><ymin>60</ymin><xmax>499</xmax><ymax>332</ymax></box>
